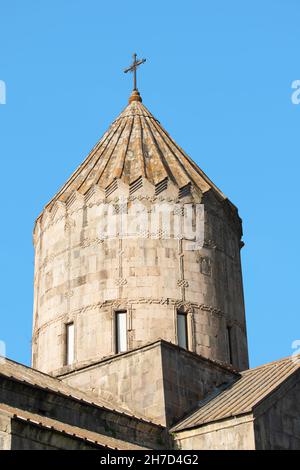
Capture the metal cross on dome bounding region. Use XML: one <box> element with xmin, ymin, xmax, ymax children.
<box><xmin>124</xmin><ymin>53</ymin><xmax>146</xmax><ymax>91</ymax></box>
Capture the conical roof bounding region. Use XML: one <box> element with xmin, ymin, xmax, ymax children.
<box><xmin>45</xmin><ymin>91</ymin><xmax>227</xmax><ymax>209</ymax></box>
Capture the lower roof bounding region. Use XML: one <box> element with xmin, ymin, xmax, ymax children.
<box><xmin>171</xmin><ymin>354</ymin><xmax>300</xmax><ymax>432</ymax></box>
<box><xmin>0</xmin><ymin>403</ymin><xmax>146</xmax><ymax>450</ymax></box>
<box><xmin>0</xmin><ymin>357</ymin><xmax>160</xmax><ymax>426</ymax></box>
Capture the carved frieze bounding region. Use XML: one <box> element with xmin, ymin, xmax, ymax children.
<box><xmin>177</xmin><ymin>279</ymin><xmax>189</xmax><ymax>288</ymax></box>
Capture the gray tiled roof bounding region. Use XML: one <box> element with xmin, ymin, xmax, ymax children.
<box><xmin>0</xmin><ymin>357</ymin><xmax>125</xmax><ymax>411</ymax></box>
<box><xmin>0</xmin><ymin>403</ymin><xmax>146</xmax><ymax>450</ymax></box>
<box><xmin>171</xmin><ymin>355</ymin><xmax>300</xmax><ymax>432</ymax></box>
<box><xmin>0</xmin><ymin>357</ymin><xmax>155</xmax><ymax>424</ymax></box>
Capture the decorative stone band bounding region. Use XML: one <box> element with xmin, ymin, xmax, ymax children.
<box><xmin>37</xmin><ymin>234</ymin><xmax>217</xmax><ymax>272</ymax></box>
<box><xmin>152</xmin><ymin>229</ymin><xmax>169</xmax><ymax>239</ymax></box>
<box><xmin>64</xmin><ymin>220</ymin><xmax>76</xmax><ymax>232</ymax></box>
<box><xmin>32</xmin><ymin>298</ymin><xmax>232</xmax><ymax>338</ymax></box>
<box><xmin>81</xmin><ymin>237</ymin><xmax>105</xmax><ymax>248</ymax></box>
<box><xmin>115</xmin><ymin>278</ymin><xmax>128</xmax><ymax>286</ymax></box>
<box><xmin>177</xmin><ymin>279</ymin><xmax>189</xmax><ymax>288</ymax></box>
<box><xmin>64</xmin><ymin>290</ymin><xmax>74</xmax><ymax>299</ymax></box>
<box><xmin>34</xmin><ymin>195</ymin><xmax>193</xmax><ymax>237</ymax></box>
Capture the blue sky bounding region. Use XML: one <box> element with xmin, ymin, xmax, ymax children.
<box><xmin>0</xmin><ymin>0</ymin><xmax>299</xmax><ymax>368</ymax></box>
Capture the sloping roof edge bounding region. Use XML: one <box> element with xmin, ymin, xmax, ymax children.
<box><xmin>171</xmin><ymin>354</ymin><xmax>300</xmax><ymax>432</ymax></box>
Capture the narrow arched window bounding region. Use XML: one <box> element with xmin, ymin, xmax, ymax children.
<box><xmin>66</xmin><ymin>322</ymin><xmax>75</xmax><ymax>365</ymax></box>
<box><xmin>177</xmin><ymin>311</ymin><xmax>188</xmax><ymax>350</ymax></box>
<box><xmin>226</xmin><ymin>325</ymin><xmax>233</xmax><ymax>364</ymax></box>
<box><xmin>115</xmin><ymin>311</ymin><xmax>127</xmax><ymax>353</ymax></box>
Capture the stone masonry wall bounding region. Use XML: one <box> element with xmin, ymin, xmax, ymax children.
<box><xmin>61</xmin><ymin>341</ymin><xmax>166</xmax><ymax>425</ymax></box>
<box><xmin>60</xmin><ymin>340</ymin><xmax>238</xmax><ymax>427</ymax></box>
<box><xmin>160</xmin><ymin>342</ymin><xmax>238</xmax><ymax>426</ymax></box>
<box><xmin>0</xmin><ymin>411</ymin><xmax>11</xmax><ymax>450</ymax></box>
<box><xmin>10</xmin><ymin>419</ymin><xmax>101</xmax><ymax>450</ymax></box>
<box><xmin>32</xmin><ymin>183</ymin><xmax>248</xmax><ymax>375</ymax></box>
<box><xmin>174</xmin><ymin>415</ymin><xmax>255</xmax><ymax>450</ymax></box>
<box><xmin>0</xmin><ymin>374</ymin><xmax>168</xmax><ymax>449</ymax></box>
<box><xmin>254</xmin><ymin>371</ymin><xmax>300</xmax><ymax>449</ymax></box>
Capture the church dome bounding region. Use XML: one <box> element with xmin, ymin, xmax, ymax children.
<box><xmin>42</xmin><ymin>90</ymin><xmax>227</xmax><ymax>212</ymax></box>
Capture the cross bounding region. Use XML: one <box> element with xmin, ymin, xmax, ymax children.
<box><xmin>124</xmin><ymin>53</ymin><xmax>146</xmax><ymax>91</ymax></box>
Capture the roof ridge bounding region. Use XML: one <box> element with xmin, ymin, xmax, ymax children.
<box><xmin>0</xmin><ymin>356</ymin><xmax>60</xmax><ymax>380</ymax></box>
<box><xmin>57</xmin><ymin>338</ymin><xmax>240</xmax><ymax>377</ymax></box>
<box><xmin>243</xmin><ymin>353</ymin><xmax>300</xmax><ymax>374</ymax></box>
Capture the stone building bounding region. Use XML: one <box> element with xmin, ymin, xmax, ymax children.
<box><xmin>0</xmin><ymin>85</ymin><xmax>299</xmax><ymax>450</ymax></box>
